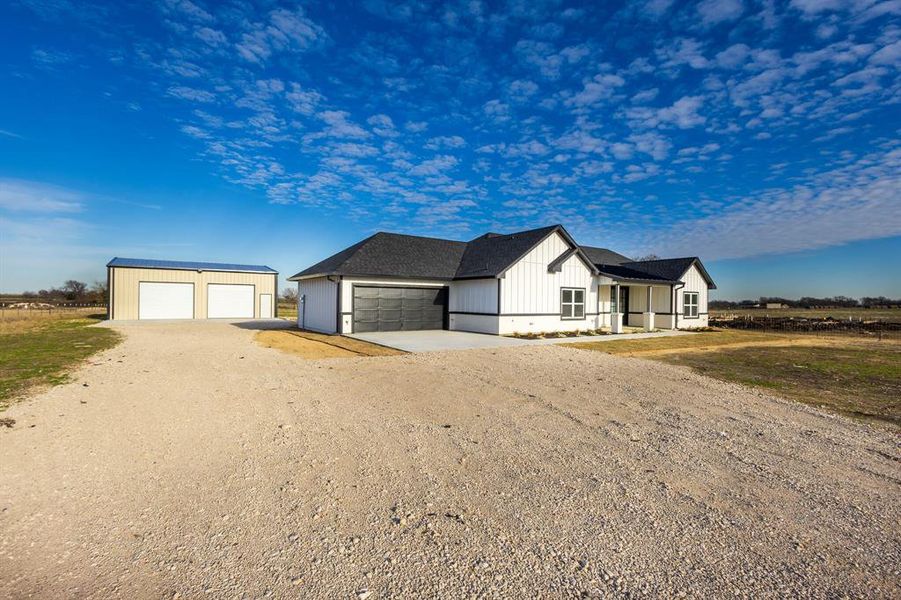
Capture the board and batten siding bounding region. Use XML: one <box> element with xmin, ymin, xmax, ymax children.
<box><xmin>448</xmin><ymin>278</ymin><xmax>499</xmax><ymax>334</ymax></box>
<box><xmin>110</xmin><ymin>267</ymin><xmax>275</xmax><ymax>320</ymax></box>
<box><xmin>497</xmin><ymin>231</ymin><xmax>599</xmax><ymax>334</ymax></box>
<box><xmin>297</xmin><ymin>277</ymin><xmax>338</xmax><ymax>333</ymax></box>
<box><xmin>675</xmin><ymin>263</ymin><xmax>710</xmax><ymax>328</ymax></box>
<box><xmin>449</xmin><ymin>279</ymin><xmax>497</xmax><ymax>313</ymax></box>
<box><xmin>625</xmin><ymin>284</ymin><xmax>673</xmax><ymax>327</ymax></box>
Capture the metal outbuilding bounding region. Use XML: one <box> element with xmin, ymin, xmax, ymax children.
<box><xmin>107</xmin><ymin>258</ymin><xmax>277</xmax><ymax>320</ymax></box>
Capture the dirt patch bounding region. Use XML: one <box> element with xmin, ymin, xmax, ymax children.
<box><xmin>255</xmin><ymin>329</ymin><xmax>403</xmax><ymax>358</ymax></box>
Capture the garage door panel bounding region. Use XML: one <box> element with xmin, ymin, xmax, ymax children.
<box><xmin>139</xmin><ymin>282</ymin><xmax>194</xmax><ymax>320</ymax></box>
<box><xmin>355</xmin><ymin>297</ymin><xmax>380</xmax><ymax>310</ymax></box>
<box><xmin>352</xmin><ymin>286</ymin><xmax>447</xmax><ymax>332</ymax></box>
<box><xmin>208</xmin><ymin>284</ymin><xmax>254</xmax><ymax>319</ymax></box>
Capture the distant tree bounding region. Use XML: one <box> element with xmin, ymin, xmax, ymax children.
<box><xmin>636</xmin><ymin>253</ymin><xmax>661</xmax><ymax>261</ymax></box>
<box><xmin>61</xmin><ymin>280</ymin><xmax>88</xmax><ymax>300</ymax></box>
<box><xmin>280</xmin><ymin>287</ymin><xmax>298</xmax><ymax>303</ymax></box>
<box><xmin>90</xmin><ymin>280</ymin><xmax>108</xmax><ymax>303</ymax></box>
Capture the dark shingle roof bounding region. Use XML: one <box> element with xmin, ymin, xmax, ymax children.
<box><xmin>288</xmin><ymin>225</ymin><xmax>713</xmax><ymax>287</ymax></box>
<box><xmin>289</xmin><ymin>232</ymin><xmax>468</xmax><ymax>280</ymax></box>
<box><xmin>580</xmin><ymin>246</ymin><xmax>632</xmax><ymax>266</ymax></box>
<box><xmin>595</xmin><ymin>264</ymin><xmax>678</xmax><ymax>284</ymax></box>
<box><xmin>454</xmin><ymin>225</ymin><xmax>560</xmax><ymax>278</ymax></box>
<box><xmin>107</xmin><ymin>257</ymin><xmax>276</xmax><ymax>273</ymax></box>
<box><xmin>621</xmin><ymin>257</ymin><xmax>717</xmax><ymax>289</ymax></box>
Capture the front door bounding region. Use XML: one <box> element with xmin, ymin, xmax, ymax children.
<box><xmin>619</xmin><ymin>286</ymin><xmax>630</xmax><ymax>317</ymax></box>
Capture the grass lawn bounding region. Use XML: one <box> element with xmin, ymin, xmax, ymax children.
<box><xmin>569</xmin><ymin>330</ymin><xmax>901</xmax><ymax>428</ymax></box>
<box><xmin>278</xmin><ymin>303</ymin><xmax>298</xmax><ymax>320</ymax></box>
<box><xmin>0</xmin><ymin>311</ymin><xmax>121</xmax><ymax>411</ymax></box>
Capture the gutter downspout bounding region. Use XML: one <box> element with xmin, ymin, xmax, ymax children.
<box><xmin>672</xmin><ymin>282</ymin><xmax>685</xmax><ymax>329</ymax></box>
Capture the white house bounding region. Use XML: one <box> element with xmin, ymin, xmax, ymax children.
<box><xmin>288</xmin><ymin>224</ymin><xmax>716</xmax><ymax>336</ymax></box>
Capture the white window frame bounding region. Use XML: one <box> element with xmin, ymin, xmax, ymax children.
<box><xmin>561</xmin><ymin>288</ymin><xmax>585</xmax><ymax>320</ymax></box>
<box><xmin>684</xmin><ymin>291</ymin><xmax>699</xmax><ymax>319</ymax></box>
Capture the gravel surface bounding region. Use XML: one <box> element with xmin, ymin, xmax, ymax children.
<box><xmin>1</xmin><ymin>321</ymin><xmax>899</xmax><ymax>599</ymax></box>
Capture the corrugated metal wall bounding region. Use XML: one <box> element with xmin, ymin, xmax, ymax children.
<box><xmin>298</xmin><ymin>277</ymin><xmax>338</xmax><ymax>333</ymax></box>
<box><xmin>110</xmin><ymin>267</ymin><xmax>276</xmax><ymax>320</ymax></box>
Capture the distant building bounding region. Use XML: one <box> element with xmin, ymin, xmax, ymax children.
<box><xmin>766</xmin><ymin>302</ymin><xmax>789</xmax><ymax>309</ymax></box>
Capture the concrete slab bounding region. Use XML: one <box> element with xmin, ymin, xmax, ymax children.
<box><xmin>348</xmin><ymin>329</ymin><xmax>689</xmax><ymax>353</ymax></box>
<box><xmin>348</xmin><ymin>330</ymin><xmax>531</xmax><ymax>352</ymax></box>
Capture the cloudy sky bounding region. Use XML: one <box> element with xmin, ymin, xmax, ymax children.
<box><xmin>1</xmin><ymin>0</ymin><xmax>899</xmax><ymax>299</ymax></box>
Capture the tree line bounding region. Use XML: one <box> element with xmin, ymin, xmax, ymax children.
<box><xmin>14</xmin><ymin>280</ymin><xmax>108</xmax><ymax>304</ymax></box>
<box><xmin>710</xmin><ymin>296</ymin><xmax>901</xmax><ymax>309</ymax></box>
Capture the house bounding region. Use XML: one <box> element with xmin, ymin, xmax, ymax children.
<box><xmin>288</xmin><ymin>224</ymin><xmax>715</xmax><ymax>335</ymax></box>
<box><xmin>107</xmin><ymin>258</ymin><xmax>278</xmax><ymax>320</ymax></box>
<box><xmin>766</xmin><ymin>302</ymin><xmax>789</xmax><ymax>309</ymax></box>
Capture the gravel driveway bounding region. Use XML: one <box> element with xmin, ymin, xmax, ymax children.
<box><xmin>1</xmin><ymin>321</ymin><xmax>898</xmax><ymax>598</ymax></box>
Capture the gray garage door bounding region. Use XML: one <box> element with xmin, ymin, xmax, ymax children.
<box><xmin>352</xmin><ymin>286</ymin><xmax>447</xmax><ymax>333</ymax></box>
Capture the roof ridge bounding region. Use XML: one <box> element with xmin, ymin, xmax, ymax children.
<box><xmin>372</xmin><ymin>231</ymin><xmax>465</xmax><ymax>244</ymax></box>
<box><xmin>624</xmin><ymin>256</ymin><xmax>697</xmax><ymax>264</ymax></box>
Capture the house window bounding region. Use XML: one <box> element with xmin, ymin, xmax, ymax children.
<box><xmin>610</xmin><ymin>287</ymin><xmax>617</xmax><ymax>313</ymax></box>
<box><xmin>684</xmin><ymin>292</ymin><xmax>699</xmax><ymax>318</ymax></box>
<box><xmin>561</xmin><ymin>288</ymin><xmax>585</xmax><ymax>319</ymax></box>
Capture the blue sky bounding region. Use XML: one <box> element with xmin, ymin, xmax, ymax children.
<box><xmin>1</xmin><ymin>0</ymin><xmax>899</xmax><ymax>300</ymax></box>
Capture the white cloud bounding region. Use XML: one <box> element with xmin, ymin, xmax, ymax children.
<box><xmin>567</xmin><ymin>73</ymin><xmax>626</xmax><ymax>107</ymax></box>
<box><xmin>869</xmin><ymin>39</ymin><xmax>901</xmax><ymax>65</ymax></box>
<box><xmin>167</xmin><ymin>85</ymin><xmax>215</xmax><ymax>103</ymax></box>
<box><xmin>641</xmin><ymin>0</ymin><xmax>675</xmax><ymax>18</ymax></box>
<box><xmin>425</xmin><ymin>135</ymin><xmax>466</xmax><ymax>149</ymax></box>
<box><xmin>658</xmin><ymin>147</ymin><xmax>901</xmax><ymax>259</ymax></box>
<box><xmin>408</xmin><ymin>155</ymin><xmax>459</xmax><ymax>176</ymax></box>
<box><xmin>195</xmin><ymin>27</ymin><xmax>227</xmax><ymax>46</ymax></box>
<box><xmin>236</xmin><ymin>7</ymin><xmax>326</xmax><ymax>64</ymax></box>
<box><xmin>657</xmin><ymin>38</ymin><xmax>710</xmax><ymax>70</ymax></box>
<box><xmin>658</xmin><ymin>96</ymin><xmax>706</xmax><ymax>128</ymax></box>
<box><xmin>0</xmin><ymin>179</ymin><xmax>84</xmax><ymax>213</ymax></box>
<box><xmin>286</xmin><ymin>83</ymin><xmax>323</xmax><ymax>115</ymax></box>
<box><xmin>697</xmin><ymin>0</ymin><xmax>744</xmax><ymax>26</ymax></box>
<box><xmin>316</xmin><ymin>110</ymin><xmax>370</xmax><ymax>138</ymax></box>
<box><xmin>715</xmin><ymin>43</ymin><xmax>750</xmax><ymax>68</ymax></box>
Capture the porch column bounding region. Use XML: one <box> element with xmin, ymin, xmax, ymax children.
<box><xmin>644</xmin><ymin>286</ymin><xmax>655</xmax><ymax>331</ymax></box>
<box><xmin>611</xmin><ymin>283</ymin><xmax>623</xmax><ymax>334</ymax></box>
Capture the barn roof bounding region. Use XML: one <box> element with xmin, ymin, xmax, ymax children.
<box><xmin>107</xmin><ymin>257</ymin><xmax>277</xmax><ymax>274</ymax></box>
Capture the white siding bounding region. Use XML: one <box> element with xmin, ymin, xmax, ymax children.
<box><xmin>675</xmin><ymin>264</ymin><xmax>710</xmax><ymax>329</ymax></box>
<box><xmin>449</xmin><ymin>279</ymin><xmax>497</xmax><ymax>313</ymax></box>
<box><xmin>339</xmin><ymin>277</ymin><xmax>448</xmax><ymax>334</ymax></box>
<box><xmin>497</xmin><ymin>232</ymin><xmax>600</xmax><ymax>334</ymax></box>
<box><xmin>500</xmin><ymin>232</ymin><xmax>599</xmax><ymax>314</ymax></box>
<box><xmin>298</xmin><ymin>277</ymin><xmax>338</xmax><ymax>333</ymax></box>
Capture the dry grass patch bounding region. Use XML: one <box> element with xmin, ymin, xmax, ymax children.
<box><xmin>255</xmin><ymin>329</ymin><xmax>403</xmax><ymax>359</ymax></box>
<box><xmin>568</xmin><ymin>330</ymin><xmax>901</xmax><ymax>428</ymax></box>
<box><xmin>0</xmin><ymin>313</ymin><xmax>121</xmax><ymax>410</ymax></box>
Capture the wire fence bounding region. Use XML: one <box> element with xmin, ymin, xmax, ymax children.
<box><xmin>710</xmin><ymin>315</ymin><xmax>901</xmax><ymax>340</ymax></box>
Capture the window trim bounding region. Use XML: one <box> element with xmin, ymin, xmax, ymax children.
<box><xmin>561</xmin><ymin>287</ymin><xmax>586</xmax><ymax>320</ymax></box>
<box><xmin>683</xmin><ymin>291</ymin><xmax>699</xmax><ymax>319</ymax></box>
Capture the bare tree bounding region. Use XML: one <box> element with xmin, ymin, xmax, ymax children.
<box><xmin>636</xmin><ymin>253</ymin><xmax>661</xmax><ymax>261</ymax></box>
<box><xmin>90</xmin><ymin>280</ymin><xmax>108</xmax><ymax>303</ymax></box>
<box><xmin>62</xmin><ymin>280</ymin><xmax>87</xmax><ymax>300</ymax></box>
<box><xmin>280</xmin><ymin>287</ymin><xmax>298</xmax><ymax>303</ymax></box>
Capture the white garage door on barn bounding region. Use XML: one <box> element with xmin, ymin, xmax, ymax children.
<box><xmin>138</xmin><ymin>282</ymin><xmax>194</xmax><ymax>320</ymax></box>
<box><xmin>108</xmin><ymin>258</ymin><xmax>278</xmax><ymax>321</ymax></box>
<box><xmin>207</xmin><ymin>284</ymin><xmax>255</xmax><ymax>318</ymax></box>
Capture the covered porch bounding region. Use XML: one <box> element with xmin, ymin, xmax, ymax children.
<box><xmin>598</xmin><ymin>276</ymin><xmax>678</xmax><ymax>333</ymax></box>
